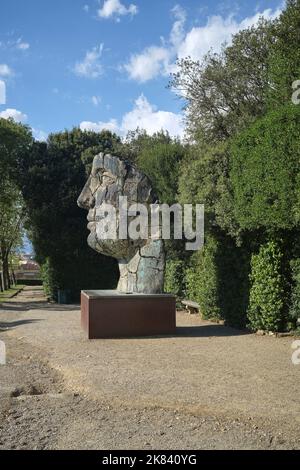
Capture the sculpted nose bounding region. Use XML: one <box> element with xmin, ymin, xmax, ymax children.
<box><xmin>77</xmin><ymin>178</ymin><xmax>95</xmax><ymax>210</ymax></box>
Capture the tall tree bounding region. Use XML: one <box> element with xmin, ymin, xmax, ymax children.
<box><xmin>131</xmin><ymin>130</ymin><xmax>186</xmax><ymax>205</ymax></box>
<box><xmin>268</xmin><ymin>0</ymin><xmax>300</xmax><ymax>106</ymax></box>
<box><xmin>0</xmin><ymin>118</ymin><xmax>32</xmax><ymax>179</ymax></box>
<box><xmin>0</xmin><ymin>118</ymin><xmax>32</xmax><ymax>289</ymax></box>
<box><xmin>170</xmin><ymin>19</ymin><xmax>273</xmax><ymax>141</ymax></box>
<box><xmin>230</xmin><ymin>104</ymin><xmax>300</xmax><ymax>233</ymax></box>
<box><xmin>0</xmin><ymin>179</ymin><xmax>24</xmax><ymax>290</ymax></box>
<box><xmin>17</xmin><ymin>128</ymin><xmax>122</xmax><ymax>301</ymax></box>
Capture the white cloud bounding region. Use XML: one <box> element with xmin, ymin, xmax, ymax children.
<box><xmin>177</xmin><ymin>8</ymin><xmax>282</xmax><ymax>61</ymax></box>
<box><xmin>80</xmin><ymin>94</ymin><xmax>184</xmax><ymax>139</ymax></box>
<box><xmin>80</xmin><ymin>118</ymin><xmax>119</xmax><ymax>133</ymax></box>
<box><xmin>16</xmin><ymin>42</ymin><xmax>30</xmax><ymax>50</ymax></box>
<box><xmin>124</xmin><ymin>5</ymin><xmax>282</xmax><ymax>82</ymax></box>
<box><xmin>124</xmin><ymin>46</ymin><xmax>170</xmax><ymax>82</ymax></box>
<box><xmin>74</xmin><ymin>44</ymin><xmax>104</xmax><ymax>78</ymax></box>
<box><xmin>98</xmin><ymin>0</ymin><xmax>138</xmax><ymax>20</ymax></box>
<box><xmin>92</xmin><ymin>95</ymin><xmax>101</xmax><ymax>106</ymax></box>
<box><xmin>170</xmin><ymin>4</ymin><xmax>186</xmax><ymax>47</ymax></box>
<box><xmin>122</xmin><ymin>94</ymin><xmax>184</xmax><ymax>137</ymax></box>
<box><xmin>83</xmin><ymin>4</ymin><xmax>89</xmax><ymax>12</ymax></box>
<box><xmin>0</xmin><ymin>64</ymin><xmax>13</xmax><ymax>77</ymax></box>
<box><xmin>0</xmin><ymin>38</ymin><xmax>30</xmax><ymax>51</ymax></box>
<box><xmin>123</xmin><ymin>6</ymin><xmax>185</xmax><ymax>82</ymax></box>
<box><xmin>16</xmin><ymin>38</ymin><xmax>30</xmax><ymax>50</ymax></box>
<box><xmin>0</xmin><ymin>108</ymin><xmax>28</xmax><ymax>123</ymax></box>
<box><xmin>32</xmin><ymin>128</ymin><xmax>48</xmax><ymax>142</ymax></box>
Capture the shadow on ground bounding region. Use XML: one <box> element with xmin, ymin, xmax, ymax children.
<box><xmin>175</xmin><ymin>325</ymin><xmax>249</xmax><ymax>338</ymax></box>
<box><xmin>0</xmin><ymin>319</ymin><xmax>43</xmax><ymax>331</ymax></box>
<box><xmin>0</xmin><ymin>301</ymin><xmax>80</xmax><ymax>312</ymax></box>
<box><xmin>86</xmin><ymin>325</ymin><xmax>250</xmax><ymax>340</ymax></box>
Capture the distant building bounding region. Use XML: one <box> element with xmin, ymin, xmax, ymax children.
<box><xmin>19</xmin><ymin>260</ymin><xmax>40</xmax><ymax>271</ymax></box>
<box><xmin>15</xmin><ymin>256</ymin><xmax>41</xmax><ymax>282</ymax></box>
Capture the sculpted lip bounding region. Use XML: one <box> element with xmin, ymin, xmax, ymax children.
<box><xmin>87</xmin><ymin>220</ymin><xmax>96</xmax><ymax>231</ymax></box>
<box><xmin>87</xmin><ymin>210</ymin><xmax>95</xmax><ymax>230</ymax></box>
<box><xmin>87</xmin><ymin>210</ymin><xmax>95</xmax><ymax>226</ymax></box>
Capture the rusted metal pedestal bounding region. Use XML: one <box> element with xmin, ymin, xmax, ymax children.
<box><xmin>81</xmin><ymin>290</ymin><xmax>176</xmax><ymax>339</ymax></box>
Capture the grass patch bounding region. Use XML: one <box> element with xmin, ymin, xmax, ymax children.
<box><xmin>0</xmin><ymin>285</ymin><xmax>25</xmax><ymax>302</ymax></box>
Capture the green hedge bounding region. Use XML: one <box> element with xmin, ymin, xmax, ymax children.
<box><xmin>185</xmin><ymin>237</ymin><xmax>221</xmax><ymax>320</ymax></box>
<box><xmin>164</xmin><ymin>259</ymin><xmax>186</xmax><ymax>298</ymax></box>
<box><xmin>184</xmin><ymin>234</ymin><xmax>250</xmax><ymax>326</ymax></box>
<box><xmin>41</xmin><ymin>252</ymin><xmax>119</xmax><ymax>303</ymax></box>
<box><xmin>289</xmin><ymin>258</ymin><xmax>300</xmax><ymax>328</ymax></box>
<box><xmin>247</xmin><ymin>241</ymin><xmax>284</xmax><ymax>332</ymax></box>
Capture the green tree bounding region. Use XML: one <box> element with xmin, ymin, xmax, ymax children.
<box><xmin>0</xmin><ymin>118</ymin><xmax>32</xmax><ymax>290</ymax></box>
<box><xmin>127</xmin><ymin>130</ymin><xmax>186</xmax><ymax>205</ymax></box>
<box><xmin>230</xmin><ymin>104</ymin><xmax>300</xmax><ymax>233</ymax></box>
<box><xmin>17</xmin><ymin>128</ymin><xmax>121</xmax><ymax>301</ymax></box>
<box><xmin>268</xmin><ymin>0</ymin><xmax>300</xmax><ymax>106</ymax></box>
<box><xmin>0</xmin><ymin>179</ymin><xmax>24</xmax><ymax>290</ymax></box>
<box><xmin>170</xmin><ymin>19</ymin><xmax>273</xmax><ymax>140</ymax></box>
<box><xmin>80</xmin><ymin>129</ymin><xmax>123</xmax><ymax>173</ymax></box>
<box><xmin>178</xmin><ymin>141</ymin><xmax>238</xmax><ymax>238</ymax></box>
<box><xmin>0</xmin><ymin>118</ymin><xmax>32</xmax><ymax>179</ymax></box>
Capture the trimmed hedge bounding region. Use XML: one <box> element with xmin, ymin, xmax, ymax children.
<box><xmin>289</xmin><ymin>258</ymin><xmax>300</xmax><ymax>328</ymax></box>
<box><xmin>185</xmin><ymin>237</ymin><xmax>221</xmax><ymax>320</ymax></box>
<box><xmin>247</xmin><ymin>241</ymin><xmax>284</xmax><ymax>332</ymax></box>
<box><xmin>164</xmin><ymin>259</ymin><xmax>186</xmax><ymax>298</ymax></box>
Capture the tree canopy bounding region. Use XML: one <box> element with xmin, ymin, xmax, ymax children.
<box><xmin>230</xmin><ymin>104</ymin><xmax>300</xmax><ymax>232</ymax></box>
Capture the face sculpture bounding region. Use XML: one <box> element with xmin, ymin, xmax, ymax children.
<box><xmin>77</xmin><ymin>153</ymin><xmax>165</xmax><ymax>294</ymax></box>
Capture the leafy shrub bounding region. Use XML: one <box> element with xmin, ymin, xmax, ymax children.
<box><xmin>230</xmin><ymin>104</ymin><xmax>300</xmax><ymax>232</ymax></box>
<box><xmin>184</xmin><ymin>235</ymin><xmax>249</xmax><ymax>326</ymax></box>
<box><xmin>289</xmin><ymin>258</ymin><xmax>300</xmax><ymax>327</ymax></box>
<box><xmin>164</xmin><ymin>259</ymin><xmax>186</xmax><ymax>297</ymax></box>
<box><xmin>217</xmin><ymin>236</ymin><xmax>250</xmax><ymax>328</ymax></box>
<box><xmin>247</xmin><ymin>241</ymin><xmax>284</xmax><ymax>332</ymax></box>
<box><xmin>41</xmin><ymin>258</ymin><xmax>58</xmax><ymax>300</ymax></box>
<box><xmin>136</xmin><ymin>132</ymin><xmax>186</xmax><ymax>205</ymax></box>
<box><xmin>185</xmin><ymin>237</ymin><xmax>221</xmax><ymax>320</ymax></box>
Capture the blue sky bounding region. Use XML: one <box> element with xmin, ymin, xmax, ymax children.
<box><xmin>0</xmin><ymin>0</ymin><xmax>283</xmax><ymax>141</ymax></box>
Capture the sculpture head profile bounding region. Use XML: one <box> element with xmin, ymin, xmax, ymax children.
<box><xmin>77</xmin><ymin>153</ymin><xmax>165</xmax><ymax>294</ymax></box>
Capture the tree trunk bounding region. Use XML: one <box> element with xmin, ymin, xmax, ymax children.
<box><xmin>2</xmin><ymin>256</ymin><xmax>10</xmax><ymax>290</ymax></box>
<box><xmin>12</xmin><ymin>269</ymin><xmax>16</xmax><ymax>286</ymax></box>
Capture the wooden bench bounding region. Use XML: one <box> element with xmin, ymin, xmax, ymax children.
<box><xmin>181</xmin><ymin>299</ymin><xmax>200</xmax><ymax>315</ymax></box>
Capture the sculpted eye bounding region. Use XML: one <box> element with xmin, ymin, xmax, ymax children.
<box><xmin>91</xmin><ymin>168</ymin><xmax>103</xmax><ymax>178</ymax></box>
<box><xmin>102</xmin><ymin>177</ymin><xmax>114</xmax><ymax>186</ymax></box>
<box><xmin>101</xmin><ymin>172</ymin><xmax>117</xmax><ymax>186</ymax></box>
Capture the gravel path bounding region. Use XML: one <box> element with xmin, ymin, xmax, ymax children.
<box><xmin>0</xmin><ymin>287</ymin><xmax>299</xmax><ymax>450</ymax></box>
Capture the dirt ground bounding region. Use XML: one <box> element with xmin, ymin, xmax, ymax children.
<box><xmin>0</xmin><ymin>286</ymin><xmax>299</xmax><ymax>450</ymax></box>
